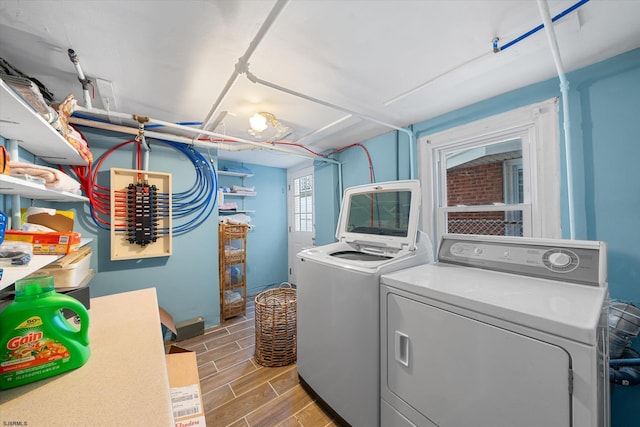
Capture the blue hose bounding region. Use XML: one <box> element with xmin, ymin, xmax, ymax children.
<box><xmin>149</xmin><ymin>138</ymin><xmax>218</xmax><ymax>235</ymax></box>
<box><xmin>73</xmin><ymin>116</ymin><xmax>218</xmax><ymax>235</ymax></box>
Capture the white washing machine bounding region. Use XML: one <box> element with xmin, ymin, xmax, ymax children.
<box><xmin>380</xmin><ymin>234</ymin><xmax>610</xmax><ymax>427</ymax></box>
<box><xmin>297</xmin><ymin>180</ymin><xmax>433</xmax><ymax>427</ymax></box>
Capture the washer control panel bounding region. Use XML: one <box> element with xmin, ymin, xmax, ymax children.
<box><xmin>439</xmin><ymin>235</ymin><xmax>606</xmax><ymax>287</ymax></box>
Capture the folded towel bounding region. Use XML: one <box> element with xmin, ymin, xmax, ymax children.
<box><xmin>219</xmin><ymin>213</ymin><xmax>253</xmax><ymax>229</ymax></box>
<box><xmin>224</xmin><ymin>290</ymin><xmax>243</xmax><ymax>304</ymax></box>
<box><xmin>231</xmin><ymin>185</ymin><xmax>255</xmax><ymax>193</ymax></box>
<box><xmin>9</xmin><ymin>161</ymin><xmax>82</xmax><ymax>193</ymax></box>
<box><xmin>219</xmin><ymin>202</ymin><xmax>238</xmax><ymax>211</ymax></box>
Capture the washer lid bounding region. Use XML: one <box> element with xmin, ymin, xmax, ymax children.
<box><xmin>335</xmin><ymin>180</ymin><xmax>421</xmax><ymax>252</ymax></box>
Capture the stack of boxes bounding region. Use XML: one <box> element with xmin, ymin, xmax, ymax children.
<box><xmin>0</xmin><ymin>208</ymin><xmax>92</xmax><ymax>317</ymax></box>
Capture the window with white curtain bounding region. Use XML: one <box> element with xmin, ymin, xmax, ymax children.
<box><xmin>418</xmin><ymin>98</ymin><xmax>561</xmax><ymax>247</ymax></box>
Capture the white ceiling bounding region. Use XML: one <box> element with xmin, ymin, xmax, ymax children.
<box><xmin>1</xmin><ymin>0</ymin><xmax>639</xmax><ymax>169</ymax></box>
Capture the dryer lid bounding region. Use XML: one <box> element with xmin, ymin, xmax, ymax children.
<box><xmin>335</xmin><ymin>180</ymin><xmax>421</xmax><ymax>251</ymax></box>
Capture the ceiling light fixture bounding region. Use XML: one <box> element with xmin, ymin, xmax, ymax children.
<box><xmin>248</xmin><ymin>112</ymin><xmax>283</xmax><ymax>138</ymax></box>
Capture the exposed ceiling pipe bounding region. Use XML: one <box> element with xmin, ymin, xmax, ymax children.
<box><xmin>384</xmin><ymin>51</ymin><xmax>493</xmax><ymax>106</ymax></box>
<box><xmin>386</xmin><ymin>0</ymin><xmax>589</xmax><ymax>108</ymax></box>
<box><xmin>207</xmin><ymin>111</ymin><xmax>229</xmax><ymax>133</ymax></box>
<box><xmin>70</xmin><ymin>116</ymin><xmax>241</xmax><ymax>150</ymax></box>
<box><xmin>495</xmin><ymin>0</ymin><xmax>589</xmax><ymax>52</ymax></box>
<box><xmin>71</xmin><ymin>107</ymin><xmax>324</xmax><ymax>161</ymax></box>
<box><xmin>295</xmin><ymin>114</ymin><xmax>353</xmax><ymax>145</ymax></box>
<box><xmin>537</xmin><ymin>0</ymin><xmax>576</xmax><ymax>239</ymax></box>
<box><xmin>62</xmin><ymin>0</ymin><xmax>343</xmax><ymax>168</ymax></box>
<box><xmin>243</xmin><ymin>68</ymin><xmax>417</xmax><ymax>179</ymax></box>
<box><xmin>198</xmin><ymin>0</ymin><xmax>290</xmax><ymax>136</ymax></box>
<box><xmin>67</xmin><ymin>49</ymin><xmax>92</xmax><ymax>109</ymax></box>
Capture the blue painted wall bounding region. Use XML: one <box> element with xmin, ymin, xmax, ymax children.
<box><xmin>218</xmin><ymin>160</ymin><xmax>288</xmax><ymax>295</ymax></box>
<box><xmin>312</xmin><ymin>159</ymin><xmax>341</xmax><ymax>246</ymax></box>
<box><xmin>314</xmin><ymin>48</ymin><xmax>640</xmax><ymax>427</ymax></box>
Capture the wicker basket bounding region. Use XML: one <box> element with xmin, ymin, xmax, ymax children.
<box><xmin>254</xmin><ymin>284</ymin><xmax>297</xmax><ymax>367</ymax></box>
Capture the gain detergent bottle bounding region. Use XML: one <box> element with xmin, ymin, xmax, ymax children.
<box><xmin>0</xmin><ymin>275</ymin><xmax>90</xmax><ymax>390</ymax></box>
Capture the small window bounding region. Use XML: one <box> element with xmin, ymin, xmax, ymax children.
<box><xmin>419</xmin><ymin>98</ymin><xmax>561</xmax><ymax>246</ymax></box>
<box><xmin>293</xmin><ymin>174</ymin><xmax>313</xmax><ymax>232</ymax></box>
<box><xmin>443</xmin><ymin>138</ymin><xmax>526</xmax><ymax>237</ymax></box>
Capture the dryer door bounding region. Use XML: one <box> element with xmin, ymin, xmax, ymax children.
<box><xmin>385</xmin><ymin>293</ymin><xmax>572</xmax><ymax>427</ymax></box>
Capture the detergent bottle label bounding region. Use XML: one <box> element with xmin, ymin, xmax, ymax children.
<box><xmin>0</xmin><ymin>316</ymin><xmax>70</xmax><ymax>382</ymax></box>
<box><xmin>16</xmin><ymin>315</ymin><xmax>43</xmax><ymax>328</ymax></box>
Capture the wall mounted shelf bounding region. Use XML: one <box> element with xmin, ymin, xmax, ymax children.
<box><xmin>222</xmin><ymin>192</ymin><xmax>256</xmax><ymax>197</ymax></box>
<box><xmin>0</xmin><ymin>79</ymin><xmax>87</xmax><ymax>166</ymax></box>
<box><xmin>0</xmin><ymin>80</ymin><xmax>92</xmax><ymax>291</ymax></box>
<box><xmin>218</xmin><ymin>166</ymin><xmax>255</xmax><ymax>216</ymax></box>
<box><xmin>0</xmin><ymin>174</ymin><xmax>89</xmax><ymax>202</ymax></box>
<box><xmin>218</xmin><ymin>170</ymin><xmax>253</xmax><ymax>178</ymax></box>
<box><xmin>219</xmin><ymin>209</ymin><xmax>255</xmax><ymax>214</ymax></box>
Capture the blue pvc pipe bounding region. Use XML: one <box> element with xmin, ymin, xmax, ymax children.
<box><xmin>495</xmin><ymin>0</ymin><xmax>590</xmax><ymax>52</ymax></box>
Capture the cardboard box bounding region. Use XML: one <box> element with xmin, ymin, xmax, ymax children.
<box><xmin>159</xmin><ymin>306</ymin><xmax>177</xmax><ymax>340</ymax></box>
<box><xmin>23</xmin><ymin>207</ymin><xmax>75</xmax><ymax>232</ymax></box>
<box><xmin>166</xmin><ymin>345</ymin><xmax>206</xmax><ymax>427</ymax></box>
<box><xmin>5</xmin><ymin>230</ymin><xmax>81</xmax><ymax>254</ymax></box>
<box><xmin>159</xmin><ymin>308</ymin><xmax>205</xmax><ymax>426</ymax></box>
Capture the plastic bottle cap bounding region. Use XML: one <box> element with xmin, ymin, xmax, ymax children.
<box><xmin>15</xmin><ymin>275</ymin><xmax>55</xmax><ymax>299</ymax></box>
<box><xmin>23</xmin><ymin>283</ymin><xmax>43</xmax><ymax>296</ymax></box>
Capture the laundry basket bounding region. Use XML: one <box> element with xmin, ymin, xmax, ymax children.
<box><xmin>254</xmin><ymin>283</ymin><xmax>297</xmax><ymax>367</ymax></box>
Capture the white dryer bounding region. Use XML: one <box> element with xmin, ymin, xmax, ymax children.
<box><xmin>297</xmin><ymin>180</ymin><xmax>433</xmax><ymax>427</ymax></box>
<box><xmin>380</xmin><ymin>234</ymin><xmax>610</xmax><ymax>427</ymax></box>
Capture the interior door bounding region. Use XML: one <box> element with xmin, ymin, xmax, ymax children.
<box><xmin>287</xmin><ymin>166</ymin><xmax>314</xmax><ymax>285</ymax></box>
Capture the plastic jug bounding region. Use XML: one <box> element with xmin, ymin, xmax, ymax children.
<box><xmin>0</xmin><ymin>275</ymin><xmax>90</xmax><ymax>390</ymax></box>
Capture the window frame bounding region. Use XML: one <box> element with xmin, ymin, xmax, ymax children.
<box><xmin>293</xmin><ymin>174</ymin><xmax>313</xmax><ymax>233</ymax></box>
<box><xmin>418</xmin><ymin>98</ymin><xmax>561</xmax><ymax>250</ymax></box>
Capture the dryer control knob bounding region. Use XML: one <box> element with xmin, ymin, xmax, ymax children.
<box><xmin>474</xmin><ymin>247</ymin><xmax>484</xmax><ymax>255</ymax></box>
<box><xmin>548</xmin><ymin>251</ymin><xmax>571</xmax><ymax>267</ymax></box>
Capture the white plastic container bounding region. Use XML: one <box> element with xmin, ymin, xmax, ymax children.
<box><xmin>29</xmin><ymin>245</ymin><xmax>92</xmax><ymax>288</ymax></box>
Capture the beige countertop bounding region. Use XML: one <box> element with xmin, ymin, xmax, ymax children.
<box><xmin>0</xmin><ymin>287</ymin><xmax>174</xmax><ymax>427</ymax></box>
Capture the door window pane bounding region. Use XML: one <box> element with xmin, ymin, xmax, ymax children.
<box><xmin>293</xmin><ymin>174</ymin><xmax>313</xmax><ymax>232</ymax></box>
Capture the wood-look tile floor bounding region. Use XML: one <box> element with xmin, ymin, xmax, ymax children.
<box><xmin>167</xmin><ymin>299</ymin><xmax>341</xmax><ymax>427</ymax></box>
